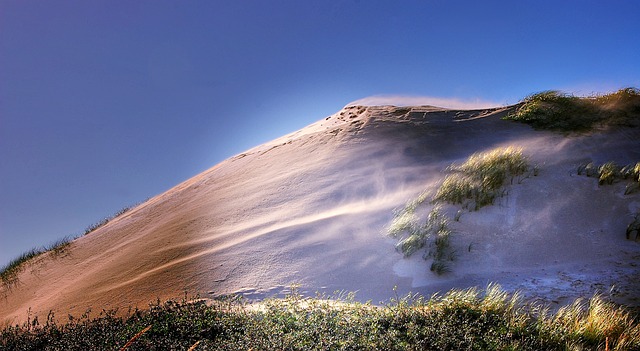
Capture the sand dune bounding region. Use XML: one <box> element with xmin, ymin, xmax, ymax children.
<box><xmin>2</xmin><ymin>104</ymin><xmax>640</xmax><ymax>325</ymax></box>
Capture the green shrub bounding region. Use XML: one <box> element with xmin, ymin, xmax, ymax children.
<box><xmin>504</xmin><ymin>90</ymin><xmax>596</xmax><ymax>131</ymax></box>
<box><xmin>504</xmin><ymin>88</ymin><xmax>640</xmax><ymax>131</ymax></box>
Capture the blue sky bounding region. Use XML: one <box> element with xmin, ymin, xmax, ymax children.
<box><xmin>1</xmin><ymin>0</ymin><xmax>639</xmax><ymax>265</ymax></box>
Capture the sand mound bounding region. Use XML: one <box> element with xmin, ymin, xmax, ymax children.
<box><xmin>2</xmin><ymin>105</ymin><xmax>640</xmax><ymax>325</ymax></box>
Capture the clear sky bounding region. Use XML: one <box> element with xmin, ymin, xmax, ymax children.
<box><xmin>1</xmin><ymin>0</ymin><xmax>639</xmax><ymax>266</ymax></box>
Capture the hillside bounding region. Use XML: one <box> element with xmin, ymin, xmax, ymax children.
<box><xmin>2</xmin><ymin>102</ymin><xmax>640</xmax><ymax>326</ymax></box>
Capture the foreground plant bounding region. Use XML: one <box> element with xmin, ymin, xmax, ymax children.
<box><xmin>2</xmin><ymin>285</ymin><xmax>639</xmax><ymax>350</ymax></box>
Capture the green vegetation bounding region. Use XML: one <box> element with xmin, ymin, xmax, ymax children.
<box><xmin>390</xmin><ymin>204</ymin><xmax>455</xmax><ymax>274</ymax></box>
<box><xmin>388</xmin><ymin>147</ymin><xmax>531</xmax><ymax>275</ymax></box>
<box><xmin>433</xmin><ymin>146</ymin><xmax>530</xmax><ymax>211</ymax></box>
<box><xmin>387</xmin><ymin>191</ymin><xmax>430</xmax><ymax>239</ymax></box>
<box><xmin>1</xmin><ymin>203</ymin><xmax>136</xmax><ymax>290</ymax></box>
<box><xmin>424</xmin><ymin>206</ymin><xmax>454</xmax><ymax>274</ymax></box>
<box><xmin>2</xmin><ymin>285</ymin><xmax>639</xmax><ymax>350</ymax></box>
<box><xmin>0</xmin><ymin>237</ymin><xmax>71</xmax><ymax>288</ymax></box>
<box><xmin>504</xmin><ymin>88</ymin><xmax>640</xmax><ymax>132</ymax></box>
<box><xmin>577</xmin><ymin>161</ymin><xmax>640</xmax><ymax>194</ymax></box>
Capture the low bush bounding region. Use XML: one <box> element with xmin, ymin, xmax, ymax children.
<box><xmin>504</xmin><ymin>88</ymin><xmax>640</xmax><ymax>131</ymax></box>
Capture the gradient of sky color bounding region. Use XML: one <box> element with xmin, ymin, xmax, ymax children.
<box><xmin>1</xmin><ymin>0</ymin><xmax>639</xmax><ymax>266</ymax></box>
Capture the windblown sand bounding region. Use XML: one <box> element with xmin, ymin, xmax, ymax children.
<box><xmin>2</xmin><ymin>105</ymin><xmax>639</xmax><ymax>325</ymax></box>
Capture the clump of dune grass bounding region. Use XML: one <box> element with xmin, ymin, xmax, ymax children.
<box><xmin>392</xmin><ymin>206</ymin><xmax>442</xmax><ymax>255</ymax></box>
<box><xmin>577</xmin><ymin>160</ymin><xmax>640</xmax><ymax>193</ymax></box>
<box><xmin>3</xmin><ymin>285</ymin><xmax>639</xmax><ymax>350</ymax></box>
<box><xmin>389</xmin><ymin>204</ymin><xmax>455</xmax><ymax>275</ymax></box>
<box><xmin>623</xmin><ymin>162</ymin><xmax>640</xmax><ymax>195</ymax></box>
<box><xmin>1</xmin><ymin>201</ymin><xmax>140</xmax><ymax>289</ymax></box>
<box><xmin>577</xmin><ymin>161</ymin><xmax>599</xmax><ymax>178</ymax></box>
<box><xmin>0</xmin><ymin>248</ymin><xmax>42</xmax><ymax>288</ymax></box>
<box><xmin>0</xmin><ymin>237</ymin><xmax>72</xmax><ymax>289</ymax></box>
<box><xmin>433</xmin><ymin>146</ymin><xmax>529</xmax><ymax>210</ymax></box>
<box><xmin>387</xmin><ymin>190</ymin><xmax>430</xmax><ymax>239</ymax></box>
<box><xmin>505</xmin><ymin>88</ymin><xmax>640</xmax><ymax>131</ymax></box>
<box><xmin>424</xmin><ymin>206</ymin><xmax>454</xmax><ymax>274</ymax></box>
<box><xmin>390</xmin><ymin>204</ymin><xmax>451</xmax><ymax>262</ymax></box>
<box><xmin>539</xmin><ymin>294</ymin><xmax>640</xmax><ymax>350</ymax></box>
<box><xmin>598</xmin><ymin>161</ymin><xmax>620</xmax><ymax>185</ymax></box>
<box><xmin>388</xmin><ymin>147</ymin><xmax>530</xmax><ymax>274</ymax></box>
<box><xmin>504</xmin><ymin>90</ymin><xmax>596</xmax><ymax>131</ymax></box>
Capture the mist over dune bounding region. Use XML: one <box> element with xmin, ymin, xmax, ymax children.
<box><xmin>347</xmin><ymin>95</ymin><xmax>502</xmax><ymax>109</ymax></box>
<box><xmin>2</xmin><ymin>103</ymin><xmax>640</xmax><ymax>325</ymax></box>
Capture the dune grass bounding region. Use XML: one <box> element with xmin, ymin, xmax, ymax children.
<box><xmin>387</xmin><ymin>190</ymin><xmax>430</xmax><ymax>241</ymax></box>
<box><xmin>1</xmin><ymin>204</ymin><xmax>136</xmax><ymax>290</ymax></box>
<box><xmin>577</xmin><ymin>161</ymin><xmax>640</xmax><ymax>194</ymax></box>
<box><xmin>0</xmin><ymin>238</ymin><xmax>72</xmax><ymax>288</ymax></box>
<box><xmin>2</xmin><ymin>285</ymin><xmax>639</xmax><ymax>350</ymax></box>
<box><xmin>504</xmin><ymin>88</ymin><xmax>640</xmax><ymax>132</ymax></box>
<box><xmin>388</xmin><ymin>147</ymin><xmax>530</xmax><ymax>274</ymax></box>
<box><xmin>390</xmin><ymin>204</ymin><xmax>455</xmax><ymax>275</ymax></box>
<box><xmin>83</xmin><ymin>206</ymin><xmax>132</xmax><ymax>236</ymax></box>
<box><xmin>433</xmin><ymin>146</ymin><xmax>529</xmax><ymax>211</ymax></box>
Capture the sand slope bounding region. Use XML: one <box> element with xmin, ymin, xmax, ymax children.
<box><xmin>2</xmin><ymin>105</ymin><xmax>640</xmax><ymax>324</ymax></box>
